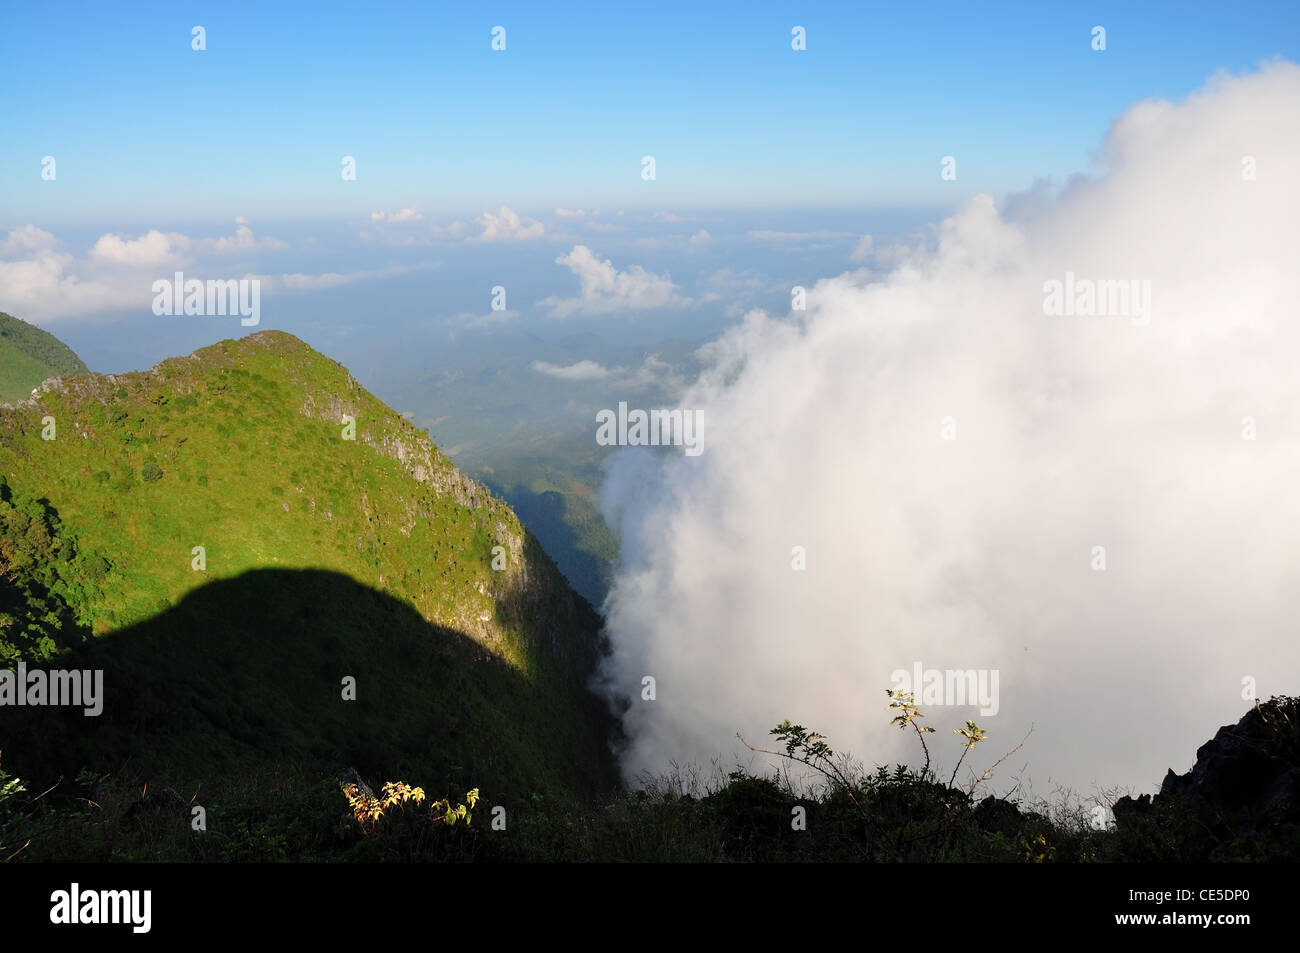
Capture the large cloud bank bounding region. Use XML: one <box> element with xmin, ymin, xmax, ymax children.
<box><xmin>598</xmin><ymin>62</ymin><xmax>1300</xmax><ymax>800</ymax></box>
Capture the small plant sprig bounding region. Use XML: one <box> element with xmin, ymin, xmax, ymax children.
<box><xmin>739</xmin><ymin>721</ymin><xmax>867</xmax><ymax>818</ymax></box>
<box><xmin>886</xmin><ymin>689</ymin><xmax>935</xmax><ymax>778</ymax></box>
<box><xmin>950</xmin><ymin>720</ymin><xmax>988</xmax><ymax>788</ymax></box>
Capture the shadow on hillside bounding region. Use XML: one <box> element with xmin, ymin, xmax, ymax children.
<box><xmin>0</xmin><ymin>568</ymin><xmax>618</xmax><ymax>802</ymax></box>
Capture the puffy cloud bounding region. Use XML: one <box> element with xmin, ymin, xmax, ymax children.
<box><xmin>540</xmin><ymin>245</ymin><xmax>691</xmax><ymax>318</ymax></box>
<box><xmin>0</xmin><ymin>225</ymin><xmax>60</xmax><ymax>256</ymax></box>
<box><xmin>597</xmin><ymin>62</ymin><xmax>1300</xmax><ymax>799</ymax></box>
<box><xmin>90</xmin><ymin>229</ymin><xmax>191</xmax><ymax>266</ymax></box>
<box><xmin>0</xmin><ymin>251</ymin><xmax>129</xmax><ymax>321</ymax></box>
<box><xmin>469</xmin><ymin>205</ymin><xmax>545</xmax><ymax>243</ymax></box>
<box><xmin>555</xmin><ymin>207</ymin><xmax>586</xmax><ymax>218</ymax></box>
<box><xmin>0</xmin><ymin>225</ymin><xmax>187</xmax><ymax>318</ymax></box>
<box><xmin>850</xmin><ymin>234</ymin><xmax>874</xmax><ymax>261</ymax></box>
<box><xmin>86</xmin><ymin>222</ymin><xmax>284</xmax><ymax>265</ymax></box>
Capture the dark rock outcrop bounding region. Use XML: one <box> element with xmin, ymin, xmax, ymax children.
<box><xmin>1113</xmin><ymin>695</ymin><xmax>1300</xmax><ymax>859</ymax></box>
<box><xmin>972</xmin><ymin>794</ymin><xmax>1025</xmax><ymax>836</ymax></box>
<box><xmin>339</xmin><ymin>767</ymin><xmax>376</xmax><ymax>802</ymax></box>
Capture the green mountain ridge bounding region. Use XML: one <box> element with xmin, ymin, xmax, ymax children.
<box><xmin>0</xmin><ymin>328</ymin><xmax>618</xmax><ymax>806</ymax></box>
<box><xmin>0</xmin><ymin>312</ymin><xmax>90</xmax><ymax>405</ymax></box>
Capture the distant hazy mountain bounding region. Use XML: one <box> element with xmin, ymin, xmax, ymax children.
<box><xmin>0</xmin><ymin>330</ymin><xmax>617</xmax><ymax>803</ymax></box>
<box><xmin>0</xmin><ymin>311</ymin><xmax>89</xmax><ymax>404</ymax></box>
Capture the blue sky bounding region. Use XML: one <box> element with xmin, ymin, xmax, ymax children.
<box><xmin>1</xmin><ymin>1</ymin><xmax>1296</xmax><ymax>384</ymax></box>
<box><xmin>4</xmin><ymin>1</ymin><xmax>1297</xmax><ymax>223</ymax></box>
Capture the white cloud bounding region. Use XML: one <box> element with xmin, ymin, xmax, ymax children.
<box><xmin>371</xmin><ymin>207</ymin><xmax>423</xmax><ymax>223</ymax></box>
<box><xmin>86</xmin><ymin>222</ymin><xmax>286</xmax><ymax>266</ymax></box>
<box><xmin>531</xmin><ymin>359</ymin><xmax>612</xmax><ymax>381</ymax></box>
<box><xmin>0</xmin><ymin>250</ymin><xmax>129</xmax><ymax>321</ymax></box>
<box><xmin>207</xmin><ymin>223</ymin><xmax>288</xmax><ymax>253</ymax></box>
<box><xmin>555</xmin><ymin>207</ymin><xmax>586</xmax><ymax>218</ymax></box>
<box><xmin>0</xmin><ymin>222</ymin><xmax>380</xmax><ymax>321</ymax></box>
<box><xmin>540</xmin><ymin>245</ymin><xmax>691</xmax><ymax>318</ymax></box>
<box><xmin>619</xmin><ymin>353</ymin><xmax>684</xmax><ymax>390</ymax></box>
<box><xmin>362</xmin><ymin>216</ymin><xmax>472</xmax><ymax>245</ymax></box>
<box><xmin>598</xmin><ymin>61</ymin><xmax>1300</xmax><ymax>799</ymax></box>
<box><xmin>531</xmin><ymin>354</ymin><xmax>684</xmax><ymax>389</ymax></box>
<box><xmin>469</xmin><ymin>205</ymin><xmax>545</xmax><ymax>243</ymax></box>
<box><xmin>0</xmin><ymin>227</ymin><xmax>188</xmax><ymax>320</ymax></box>
<box><xmin>850</xmin><ymin>234</ymin><xmax>874</xmax><ymax>261</ymax></box>
<box><xmin>686</xmin><ymin>229</ymin><xmax>712</xmax><ymax>252</ymax></box>
<box><xmin>90</xmin><ymin>229</ymin><xmax>192</xmax><ymax>266</ymax></box>
<box><xmin>0</xmin><ymin>225</ymin><xmax>59</xmax><ymax>256</ymax></box>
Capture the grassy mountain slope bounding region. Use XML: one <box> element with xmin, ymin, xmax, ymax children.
<box><xmin>0</xmin><ymin>312</ymin><xmax>89</xmax><ymax>405</ymax></box>
<box><xmin>0</xmin><ymin>330</ymin><xmax>617</xmax><ymax>804</ymax></box>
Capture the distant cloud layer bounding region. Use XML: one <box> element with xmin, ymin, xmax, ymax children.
<box><xmin>597</xmin><ymin>62</ymin><xmax>1300</xmax><ymax>800</ymax></box>
<box><xmin>531</xmin><ymin>359</ymin><xmax>611</xmax><ymax>381</ymax></box>
<box><xmin>747</xmin><ymin>229</ymin><xmax>854</xmax><ymax>248</ymax></box>
<box><xmin>0</xmin><ymin>221</ymin><xmax>453</xmax><ymax>321</ymax></box>
<box><xmin>370</xmin><ymin>207</ymin><xmax>424</xmax><ymax>223</ymax></box>
<box><xmin>0</xmin><ymin>221</ymin><xmax>287</xmax><ymax>320</ymax></box>
<box><xmin>361</xmin><ymin>205</ymin><xmax>546</xmax><ymax>245</ymax></box>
